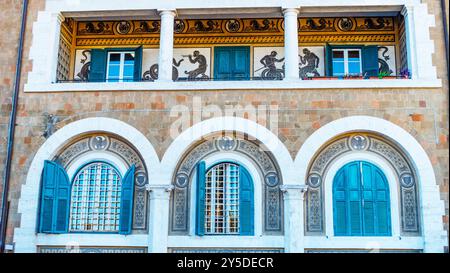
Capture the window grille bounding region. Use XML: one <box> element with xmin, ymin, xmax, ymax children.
<box><xmin>69</xmin><ymin>162</ymin><xmax>121</xmax><ymax>232</ymax></box>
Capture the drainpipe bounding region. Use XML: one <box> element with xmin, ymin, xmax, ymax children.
<box><xmin>441</xmin><ymin>0</ymin><xmax>449</xmax><ymax>83</ymax></box>
<box><xmin>0</xmin><ymin>0</ymin><xmax>28</xmax><ymax>253</ymax></box>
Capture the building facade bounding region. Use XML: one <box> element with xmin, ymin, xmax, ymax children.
<box><xmin>0</xmin><ymin>0</ymin><xmax>448</xmax><ymax>253</ymax></box>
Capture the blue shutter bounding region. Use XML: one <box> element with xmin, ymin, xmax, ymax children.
<box><xmin>39</xmin><ymin>160</ymin><xmax>70</xmax><ymax>233</ymax></box>
<box><xmin>325</xmin><ymin>44</ymin><xmax>333</xmax><ymax>76</ymax></box>
<box><xmin>347</xmin><ymin>162</ymin><xmax>362</xmax><ymax>236</ymax></box>
<box><xmin>196</xmin><ymin>161</ymin><xmax>206</xmax><ymax>236</ymax></box>
<box><xmin>373</xmin><ymin>167</ymin><xmax>391</xmax><ymax>236</ymax></box>
<box><xmin>362</xmin><ymin>46</ymin><xmax>379</xmax><ymax>77</ymax></box>
<box><xmin>119</xmin><ymin>165</ymin><xmax>135</xmax><ymax>235</ymax></box>
<box><xmin>214</xmin><ymin>46</ymin><xmax>250</xmax><ymax>80</ymax></box>
<box><xmin>89</xmin><ymin>49</ymin><xmax>106</xmax><ymax>82</ymax></box>
<box><xmin>239</xmin><ymin>165</ymin><xmax>254</xmax><ymax>236</ymax></box>
<box><xmin>134</xmin><ymin>46</ymin><xmax>143</xmax><ymax>81</ymax></box>
<box><xmin>362</xmin><ymin>162</ymin><xmax>375</xmax><ymax>235</ymax></box>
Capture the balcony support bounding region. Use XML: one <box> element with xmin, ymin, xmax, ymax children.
<box><xmin>157</xmin><ymin>9</ymin><xmax>177</xmax><ymax>82</ymax></box>
<box><xmin>283</xmin><ymin>8</ymin><xmax>300</xmax><ymax>81</ymax></box>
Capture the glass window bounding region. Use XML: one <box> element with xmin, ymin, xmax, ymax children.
<box><xmin>106</xmin><ymin>51</ymin><xmax>135</xmax><ymax>82</ymax></box>
<box><xmin>333</xmin><ymin>161</ymin><xmax>391</xmax><ymax>236</ymax></box>
<box><xmin>332</xmin><ymin>49</ymin><xmax>362</xmax><ymax>76</ymax></box>
<box><xmin>205</xmin><ymin>163</ymin><xmax>240</xmax><ymax>234</ymax></box>
<box><xmin>69</xmin><ymin>162</ymin><xmax>121</xmax><ymax>232</ymax></box>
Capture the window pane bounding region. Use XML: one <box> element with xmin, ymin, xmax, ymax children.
<box><xmin>348</xmin><ymin>50</ymin><xmax>360</xmax><ymax>59</ymax></box>
<box><xmin>333</xmin><ymin>50</ymin><xmax>344</xmax><ymax>59</ymax></box>
<box><xmin>109</xmin><ymin>53</ymin><xmax>121</xmax><ymax>63</ymax></box>
<box><xmin>332</xmin><ymin>61</ymin><xmax>345</xmax><ymax>76</ymax></box>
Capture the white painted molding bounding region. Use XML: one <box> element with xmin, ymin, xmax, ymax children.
<box><xmin>24</xmin><ymin>79</ymin><xmax>442</xmax><ymax>93</ymax></box>
<box><xmin>295</xmin><ymin>115</ymin><xmax>448</xmax><ymax>253</ymax></box>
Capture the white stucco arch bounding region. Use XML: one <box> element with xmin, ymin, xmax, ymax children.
<box><xmin>160</xmin><ymin>116</ymin><xmax>294</xmax><ymax>185</ymax></box>
<box><xmin>295</xmin><ymin>115</ymin><xmax>447</xmax><ymax>253</ymax></box>
<box><xmin>13</xmin><ymin>117</ymin><xmax>159</xmax><ymax>253</ymax></box>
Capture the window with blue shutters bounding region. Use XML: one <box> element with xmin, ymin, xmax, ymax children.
<box><xmin>89</xmin><ymin>47</ymin><xmax>143</xmax><ymax>82</ymax></box>
<box><xmin>196</xmin><ymin>161</ymin><xmax>254</xmax><ymax>236</ymax></box>
<box><xmin>333</xmin><ymin>161</ymin><xmax>391</xmax><ymax>236</ymax></box>
<box><xmin>39</xmin><ymin>160</ymin><xmax>135</xmax><ymax>234</ymax></box>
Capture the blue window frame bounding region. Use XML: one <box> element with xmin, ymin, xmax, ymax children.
<box><xmin>333</xmin><ymin>161</ymin><xmax>392</xmax><ymax>236</ymax></box>
<box><xmin>196</xmin><ymin>161</ymin><xmax>254</xmax><ymax>236</ymax></box>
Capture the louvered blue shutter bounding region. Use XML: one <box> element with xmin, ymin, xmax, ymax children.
<box><xmin>89</xmin><ymin>49</ymin><xmax>106</xmax><ymax>82</ymax></box>
<box><xmin>239</xmin><ymin>166</ymin><xmax>254</xmax><ymax>236</ymax></box>
<box><xmin>362</xmin><ymin>162</ymin><xmax>375</xmax><ymax>235</ymax></box>
<box><xmin>232</xmin><ymin>47</ymin><xmax>250</xmax><ymax>80</ymax></box>
<box><xmin>119</xmin><ymin>165</ymin><xmax>135</xmax><ymax>235</ymax></box>
<box><xmin>325</xmin><ymin>44</ymin><xmax>333</xmax><ymax>76</ymax></box>
<box><xmin>347</xmin><ymin>162</ymin><xmax>363</xmax><ymax>236</ymax></box>
<box><xmin>362</xmin><ymin>46</ymin><xmax>379</xmax><ymax>77</ymax></box>
<box><xmin>134</xmin><ymin>46</ymin><xmax>143</xmax><ymax>81</ymax></box>
<box><xmin>333</xmin><ymin>169</ymin><xmax>347</xmax><ymax>235</ymax></box>
<box><xmin>196</xmin><ymin>161</ymin><xmax>206</xmax><ymax>236</ymax></box>
<box><xmin>39</xmin><ymin>160</ymin><xmax>70</xmax><ymax>233</ymax></box>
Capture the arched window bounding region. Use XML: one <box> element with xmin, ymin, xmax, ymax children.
<box><xmin>196</xmin><ymin>161</ymin><xmax>254</xmax><ymax>236</ymax></box>
<box><xmin>69</xmin><ymin>162</ymin><xmax>122</xmax><ymax>232</ymax></box>
<box><xmin>333</xmin><ymin>161</ymin><xmax>391</xmax><ymax>236</ymax></box>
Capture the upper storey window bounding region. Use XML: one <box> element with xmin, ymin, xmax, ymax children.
<box><xmin>196</xmin><ymin>161</ymin><xmax>254</xmax><ymax>236</ymax></box>
<box><xmin>326</xmin><ymin>46</ymin><xmax>379</xmax><ymax>78</ymax></box>
<box><xmin>331</xmin><ymin>49</ymin><xmax>362</xmax><ymax>77</ymax></box>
